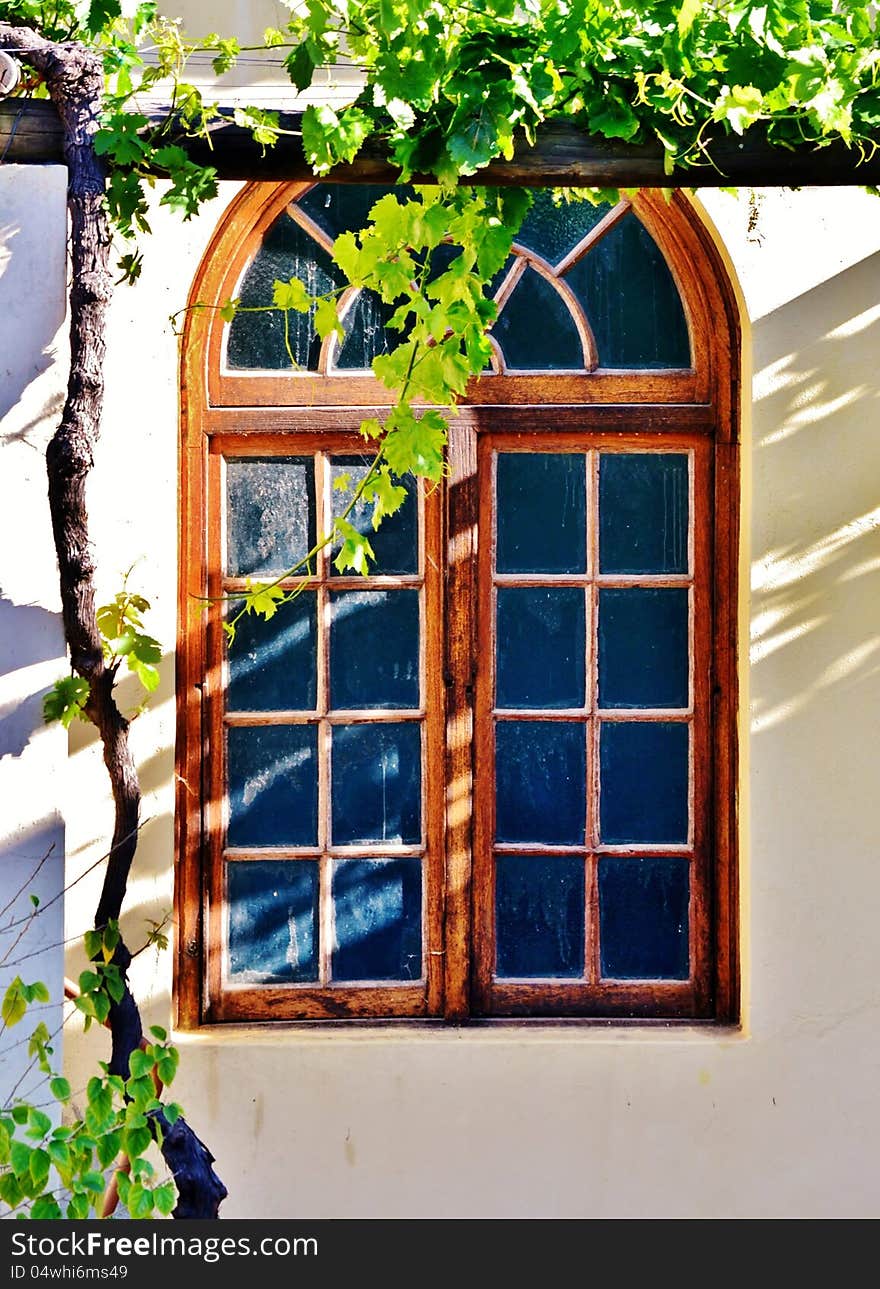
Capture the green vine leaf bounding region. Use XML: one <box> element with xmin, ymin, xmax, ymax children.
<box><xmin>333</xmin><ymin>519</ymin><xmax>375</xmax><ymax>576</ymax></box>
<box><xmin>285</xmin><ymin>43</ymin><xmax>317</xmax><ymax>92</ymax></box>
<box><xmin>43</xmin><ymin>676</ymin><xmax>90</xmax><ymax>729</ymax></box>
<box><xmin>272</xmin><ymin>276</ymin><xmax>312</xmax><ymax>313</ymax></box>
<box><xmin>1</xmin><ymin>979</ymin><xmax>28</xmax><ymax>1028</ymax></box>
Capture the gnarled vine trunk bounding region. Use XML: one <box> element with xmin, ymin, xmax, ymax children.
<box><xmin>0</xmin><ymin>20</ymin><xmax>226</xmax><ymax>1219</ymax></box>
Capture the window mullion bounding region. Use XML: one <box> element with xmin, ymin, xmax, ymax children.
<box><xmin>442</xmin><ymin>420</ymin><xmax>479</xmax><ymax>1020</ymax></box>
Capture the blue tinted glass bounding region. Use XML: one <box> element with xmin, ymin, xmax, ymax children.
<box><xmin>599</xmin><ymin>722</ymin><xmax>688</xmax><ymax>844</ymax></box>
<box><xmin>225</xmin><ymin>457</ymin><xmax>316</xmax><ymax>578</ymax></box>
<box><xmin>495</xmin><ymin>721</ymin><xmax>586</xmax><ymax>844</ymax></box>
<box><xmin>334</xmin><ymin>288</ymin><xmax>396</xmax><ymax>370</ymax></box>
<box><xmin>298</xmin><ymin>183</ymin><xmax>412</xmax><ymax>239</ymax></box>
<box><xmin>331</xmin><ymin>722</ymin><xmax>421</xmax><ymax>845</ymax></box>
<box><xmin>426</xmin><ymin>241</ymin><xmax>464</xmax><ymax>282</ymax></box>
<box><xmin>227</xmin><ymin>594</ymin><xmax>317</xmax><ymax>712</ymax></box>
<box><xmin>599</xmin><ymin>856</ymin><xmax>689</xmax><ymax>979</ymax></box>
<box><xmin>330</xmin><ymin>457</ymin><xmax>417</xmax><ymax>575</ymax></box>
<box><xmin>495</xmin><ymin>855</ymin><xmax>585</xmax><ymax>978</ymax></box>
<box><xmin>227</xmin><ymin>212</ymin><xmax>344</xmax><ymax>370</ymax></box>
<box><xmin>563</xmin><ymin>212</ymin><xmax>690</xmax><ymax>368</ymax></box>
<box><xmin>598</xmin><ymin>588</ymin><xmax>689</xmax><ymax>709</ymax></box>
<box><xmin>496</xmin><ymin>587</ymin><xmax>586</xmax><ymax>709</ymax></box>
<box><xmin>516</xmin><ymin>191</ymin><xmax>613</xmax><ymax>265</ymax></box>
<box><xmin>493</xmin><ymin>269</ymin><xmax>583</xmax><ymax>370</ymax></box>
<box><xmin>496</xmin><ymin>453</ymin><xmax>586</xmax><ymax>574</ymax></box>
<box><xmin>599</xmin><ymin>453</ymin><xmax>689</xmax><ymax>574</ymax></box>
<box><xmin>332</xmin><ymin>859</ymin><xmax>422</xmax><ymax>981</ymax></box>
<box><xmin>227</xmin><ymin>725</ymin><xmax>318</xmax><ymax>848</ymax></box>
<box><xmin>330</xmin><ymin>590</ymin><xmax>420</xmax><ymax>709</ymax></box>
<box><xmin>227</xmin><ymin>861</ymin><xmax>318</xmax><ymax>982</ymax></box>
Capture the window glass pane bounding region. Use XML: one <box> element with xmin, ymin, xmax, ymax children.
<box><xmin>598</xmin><ymin>588</ymin><xmax>689</xmax><ymax>709</ymax></box>
<box><xmin>563</xmin><ymin>212</ymin><xmax>690</xmax><ymax>368</ymax></box>
<box><xmin>333</xmin><ymin>288</ymin><xmax>395</xmax><ymax>370</ymax></box>
<box><xmin>227</xmin><ymin>593</ymin><xmax>317</xmax><ymax>712</ymax></box>
<box><xmin>599</xmin><ymin>453</ymin><xmax>688</xmax><ymax>575</ymax></box>
<box><xmin>426</xmin><ymin>241</ymin><xmax>466</xmax><ymax>280</ymax></box>
<box><xmin>226</xmin><ymin>212</ymin><xmax>344</xmax><ymax>370</ymax></box>
<box><xmin>495</xmin><ymin>721</ymin><xmax>586</xmax><ymax>844</ymax></box>
<box><xmin>492</xmin><ymin>268</ymin><xmax>583</xmax><ymax>370</ymax></box>
<box><xmin>496</xmin><ymin>453</ymin><xmax>586</xmax><ymax>574</ymax></box>
<box><xmin>330</xmin><ymin>457</ymin><xmax>417</xmax><ymax>575</ymax></box>
<box><xmin>496</xmin><ymin>587</ymin><xmax>586</xmax><ymax>709</ymax></box>
<box><xmin>599</xmin><ymin>722</ymin><xmax>688</xmax><ymax>845</ymax></box>
<box><xmin>332</xmin><ymin>858</ymin><xmax>421</xmax><ymax>981</ymax></box>
<box><xmin>598</xmin><ymin>856</ymin><xmax>689</xmax><ymax>979</ymax></box>
<box><xmin>495</xmin><ymin>855</ymin><xmax>585</xmax><ymax>978</ymax></box>
<box><xmin>331</xmin><ymin>722</ymin><xmax>421</xmax><ymax>845</ymax></box>
<box><xmin>515</xmin><ymin>191</ymin><xmax>614</xmax><ymax>265</ymax></box>
<box><xmin>297</xmin><ymin>183</ymin><xmax>411</xmax><ymax>240</ymax></box>
<box><xmin>330</xmin><ymin>590</ymin><xmax>420</xmax><ymax>710</ymax></box>
<box><xmin>225</xmin><ymin>457</ymin><xmax>316</xmax><ymax>579</ymax></box>
<box><xmin>227</xmin><ymin>725</ymin><xmax>318</xmax><ymax>848</ymax></box>
<box><xmin>227</xmin><ymin>860</ymin><xmax>318</xmax><ymax>982</ymax></box>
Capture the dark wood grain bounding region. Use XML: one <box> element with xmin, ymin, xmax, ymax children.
<box><xmin>6</xmin><ymin>97</ymin><xmax>880</xmax><ymax>188</ymax></box>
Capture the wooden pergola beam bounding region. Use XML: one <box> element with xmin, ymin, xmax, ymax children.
<box><xmin>3</xmin><ymin>97</ymin><xmax>880</xmax><ymax>187</ymax></box>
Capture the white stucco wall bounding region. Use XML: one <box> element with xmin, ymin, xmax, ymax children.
<box><xmin>0</xmin><ymin>165</ymin><xmax>69</xmax><ymax>1096</ymax></box>
<box><xmin>2</xmin><ymin>166</ymin><xmax>879</xmax><ymax>1216</ymax></box>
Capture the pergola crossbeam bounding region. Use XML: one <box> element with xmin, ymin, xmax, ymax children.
<box><xmin>2</xmin><ymin>97</ymin><xmax>879</xmax><ymax>187</ymax></box>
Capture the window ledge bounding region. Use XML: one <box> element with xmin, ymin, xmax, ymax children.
<box><xmin>174</xmin><ymin>1018</ymin><xmax>747</xmax><ymax>1048</ymax></box>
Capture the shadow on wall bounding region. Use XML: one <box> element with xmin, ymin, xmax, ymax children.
<box><xmin>0</xmin><ymin>220</ymin><xmax>65</xmax><ymax>427</ymax></box>
<box><xmin>749</xmin><ymin>248</ymin><xmax>880</xmax><ymax>1021</ymax></box>
<box><xmin>0</xmin><ymin>593</ymin><xmax>64</xmax><ymax>759</ymax></box>
<box><xmin>751</xmin><ymin>250</ymin><xmax>880</xmax><ymax>730</ymax></box>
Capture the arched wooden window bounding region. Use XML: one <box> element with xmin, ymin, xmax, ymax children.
<box><xmin>178</xmin><ymin>183</ymin><xmax>739</xmax><ymax>1025</ymax></box>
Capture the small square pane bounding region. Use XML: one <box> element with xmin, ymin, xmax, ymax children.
<box><xmin>330</xmin><ymin>590</ymin><xmax>419</xmax><ymax>709</ymax></box>
<box><xmin>330</xmin><ymin>457</ymin><xmax>417</xmax><ymax>575</ymax></box>
<box><xmin>496</xmin><ymin>587</ymin><xmax>586</xmax><ymax>709</ymax></box>
<box><xmin>225</xmin><ymin>457</ymin><xmax>316</xmax><ymax>578</ymax></box>
<box><xmin>599</xmin><ymin>856</ymin><xmax>689</xmax><ymax>980</ymax></box>
<box><xmin>227</xmin><ymin>861</ymin><xmax>318</xmax><ymax>983</ymax></box>
<box><xmin>599</xmin><ymin>722</ymin><xmax>688</xmax><ymax>845</ymax></box>
<box><xmin>331</xmin><ymin>723</ymin><xmax>421</xmax><ymax>846</ymax></box>
<box><xmin>227</xmin><ymin>725</ymin><xmax>318</xmax><ymax>848</ymax></box>
<box><xmin>496</xmin><ymin>453</ymin><xmax>586</xmax><ymax>573</ymax></box>
<box><xmin>332</xmin><ymin>859</ymin><xmax>422</xmax><ymax>981</ymax></box>
<box><xmin>598</xmin><ymin>588</ymin><xmax>689</xmax><ymax>709</ymax></box>
<box><xmin>227</xmin><ymin>594</ymin><xmax>317</xmax><ymax>712</ymax></box>
<box><xmin>495</xmin><ymin>855</ymin><xmax>585</xmax><ymax>978</ymax></box>
<box><xmin>599</xmin><ymin>453</ymin><xmax>689</xmax><ymax>574</ymax></box>
<box><xmin>495</xmin><ymin>721</ymin><xmax>586</xmax><ymax>845</ymax></box>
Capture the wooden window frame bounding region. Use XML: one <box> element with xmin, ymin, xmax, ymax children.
<box><xmin>176</xmin><ymin>184</ymin><xmax>741</xmax><ymax>1028</ymax></box>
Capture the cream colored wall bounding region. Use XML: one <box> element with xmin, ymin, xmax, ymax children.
<box><xmin>3</xmin><ymin>167</ymin><xmax>879</xmax><ymax>1215</ymax></box>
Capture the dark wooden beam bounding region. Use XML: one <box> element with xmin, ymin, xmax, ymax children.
<box><xmin>3</xmin><ymin>96</ymin><xmax>880</xmax><ymax>187</ymax></box>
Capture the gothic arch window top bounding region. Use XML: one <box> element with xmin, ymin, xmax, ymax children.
<box><xmin>222</xmin><ymin>185</ymin><xmax>691</xmax><ymax>381</ymax></box>
<box><xmin>193</xmin><ymin>183</ymin><xmax>733</xmax><ymax>409</ymax></box>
